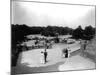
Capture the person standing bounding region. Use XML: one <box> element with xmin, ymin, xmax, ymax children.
<box><xmin>44</xmin><ymin>40</ymin><xmax>48</xmax><ymax>63</ymax></box>
<box><xmin>83</xmin><ymin>40</ymin><xmax>87</xmax><ymax>50</ymax></box>
<box><xmin>40</xmin><ymin>40</ymin><xmax>48</xmax><ymax>64</ymax></box>
<box><xmin>40</xmin><ymin>51</ymin><xmax>45</xmax><ymax>64</ymax></box>
<box><xmin>65</xmin><ymin>48</ymin><xmax>69</xmax><ymax>58</ymax></box>
<box><xmin>80</xmin><ymin>40</ymin><xmax>87</xmax><ymax>56</ymax></box>
<box><xmin>44</xmin><ymin>51</ymin><xmax>47</xmax><ymax>63</ymax></box>
<box><xmin>67</xmin><ymin>47</ymin><xmax>71</xmax><ymax>57</ymax></box>
<box><xmin>40</xmin><ymin>50</ymin><xmax>48</xmax><ymax>64</ymax></box>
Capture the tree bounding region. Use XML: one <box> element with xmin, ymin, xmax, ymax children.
<box><xmin>83</xmin><ymin>25</ymin><xmax>95</xmax><ymax>40</ymax></box>
<box><xmin>72</xmin><ymin>25</ymin><xmax>84</xmax><ymax>39</ymax></box>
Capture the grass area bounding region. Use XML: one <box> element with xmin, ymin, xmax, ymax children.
<box><xmin>86</xmin><ymin>37</ymin><xmax>96</xmax><ymax>55</ymax></box>
<box><xmin>82</xmin><ymin>37</ymin><xmax>96</xmax><ymax>62</ymax></box>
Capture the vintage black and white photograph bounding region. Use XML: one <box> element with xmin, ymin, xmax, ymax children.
<box><xmin>11</xmin><ymin>0</ymin><xmax>96</xmax><ymax>75</ymax></box>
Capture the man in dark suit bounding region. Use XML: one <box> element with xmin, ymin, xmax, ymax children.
<box><xmin>44</xmin><ymin>51</ymin><xmax>47</xmax><ymax>63</ymax></box>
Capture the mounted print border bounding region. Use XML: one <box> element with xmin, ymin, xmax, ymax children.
<box><xmin>11</xmin><ymin>0</ymin><xmax>96</xmax><ymax>75</ymax></box>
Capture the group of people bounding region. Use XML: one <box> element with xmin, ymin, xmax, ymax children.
<box><xmin>40</xmin><ymin>40</ymin><xmax>88</xmax><ymax>64</ymax></box>
<box><xmin>40</xmin><ymin>50</ymin><xmax>48</xmax><ymax>64</ymax></box>
<box><xmin>40</xmin><ymin>47</ymin><xmax>70</xmax><ymax>64</ymax></box>
<box><xmin>62</xmin><ymin>47</ymin><xmax>71</xmax><ymax>58</ymax></box>
<box><xmin>40</xmin><ymin>39</ymin><xmax>49</xmax><ymax>64</ymax></box>
<box><xmin>40</xmin><ymin>46</ymin><xmax>70</xmax><ymax>64</ymax></box>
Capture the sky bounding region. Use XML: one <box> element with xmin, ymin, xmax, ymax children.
<box><xmin>11</xmin><ymin>0</ymin><xmax>95</xmax><ymax>29</ymax></box>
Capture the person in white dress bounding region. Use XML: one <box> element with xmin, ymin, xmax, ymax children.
<box><xmin>40</xmin><ymin>51</ymin><xmax>45</xmax><ymax>64</ymax></box>
<box><xmin>67</xmin><ymin>47</ymin><xmax>71</xmax><ymax>57</ymax></box>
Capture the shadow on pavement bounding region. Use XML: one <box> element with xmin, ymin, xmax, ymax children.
<box><xmin>11</xmin><ymin>61</ymin><xmax>64</xmax><ymax>75</ymax></box>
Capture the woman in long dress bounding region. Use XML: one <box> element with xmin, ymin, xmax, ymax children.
<box><xmin>40</xmin><ymin>51</ymin><xmax>45</xmax><ymax>64</ymax></box>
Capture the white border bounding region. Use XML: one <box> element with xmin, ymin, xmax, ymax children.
<box><xmin>0</xmin><ymin>0</ymin><xmax>99</xmax><ymax>75</ymax></box>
